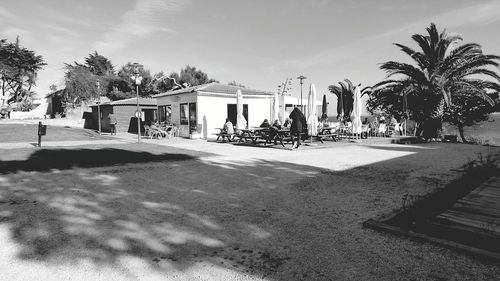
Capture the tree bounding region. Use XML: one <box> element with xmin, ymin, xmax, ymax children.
<box><xmin>0</xmin><ymin>37</ymin><xmax>46</xmax><ymax>105</ymax></box>
<box><xmin>148</xmin><ymin>65</ymin><xmax>219</xmax><ymax>93</ymax></box>
<box><xmin>117</xmin><ymin>62</ymin><xmax>155</xmax><ymax>97</ymax></box>
<box><xmin>64</xmin><ymin>52</ymin><xmax>117</xmax><ymax>104</ymax></box>
<box><xmin>228</xmin><ymin>81</ymin><xmax>246</xmax><ymax>88</ymax></box>
<box><xmin>370</xmin><ymin>23</ymin><xmax>500</xmax><ymax>139</ymax></box>
<box><xmin>178</xmin><ymin>65</ymin><xmax>218</xmax><ymax>87</ymax></box>
<box><xmin>328</xmin><ymin>79</ymin><xmax>370</xmax><ymax>122</ymax></box>
<box><xmin>85</xmin><ymin>51</ymin><xmax>114</xmax><ymax>76</ymax></box>
<box><xmin>443</xmin><ymin>87</ymin><xmax>499</xmax><ymax>143</ymax></box>
<box><xmin>64</xmin><ymin>64</ymin><xmax>100</xmax><ymax>105</ymax></box>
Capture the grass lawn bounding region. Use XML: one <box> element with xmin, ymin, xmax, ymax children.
<box><xmin>0</xmin><ymin>140</ymin><xmax>499</xmax><ymax>280</ymax></box>
<box><xmin>0</xmin><ymin>123</ymin><xmax>113</xmax><ymax>143</ymax></box>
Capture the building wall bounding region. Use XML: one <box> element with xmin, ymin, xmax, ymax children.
<box><xmin>198</xmin><ymin>94</ymin><xmax>272</xmax><ymax>138</ymax></box>
<box><xmin>156</xmin><ymin>91</ymin><xmax>273</xmax><ymax>138</ymax></box>
<box><xmin>156</xmin><ymin>92</ymin><xmax>197</xmax><ymax>137</ymax></box>
<box><xmin>86</xmin><ymin>105</ymin><xmax>157</xmax><ymax>133</ymax></box>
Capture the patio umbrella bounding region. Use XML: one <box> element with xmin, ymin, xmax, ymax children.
<box><xmin>271</xmin><ymin>91</ymin><xmax>280</xmax><ymax>123</ymax></box>
<box><xmin>307</xmin><ymin>83</ymin><xmax>318</xmax><ymax>138</ymax></box>
<box><xmin>321</xmin><ymin>94</ymin><xmax>328</xmax><ymax>120</ymax></box>
<box><xmin>236</xmin><ymin>89</ymin><xmax>247</xmax><ymax>130</ymax></box>
<box><xmin>337</xmin><ymin>92</ymin><xmax>344</xmax><ymax>121</ymax></box>
<box><xmin>351</xmin><ymin>86</ymin><xmax>362</xmax><ymax>139</ymax></box>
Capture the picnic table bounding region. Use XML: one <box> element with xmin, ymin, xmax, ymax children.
<box><xmin>235</xmin><ymin>127</ymin><xmax>269</xmax><ymax>144</ymax></box>
<box><xmin>264</xmin><ymin>127</ymin><xmax>292</xmax><ymax>147</ymax></box>
<box><xmin>317</xmin><ymin>126</ymin><xmax>338</xmax><ymax>142</ymax></box>
<box><xmin>214</xmin><ymin>128</ymin><xmax>234</xmax><ymax>142</ymax></box>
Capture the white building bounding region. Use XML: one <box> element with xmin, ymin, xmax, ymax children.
<box><xmin>153</xmin><ymin>83</ymin><xmax>315</xmax><ymax>138</ymax></box>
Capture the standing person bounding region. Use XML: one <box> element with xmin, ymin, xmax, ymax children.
<box><xmin>289</xmin><ymin>107</ymin><xmax>306</xmax><ymax>149</ymax></box>
<box><xmin>109</xmin><ymin>114</ymin><xmax>118</xmax><ymax>135</ymax></box>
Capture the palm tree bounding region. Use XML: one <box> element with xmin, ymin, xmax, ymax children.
<box><xmin>371</xmin><ymin>23</ymin><xmax>500</xmax><ymax>139</ymax></box>
<box><xmin>328</xmin><ymin>79</ymin><xmax>371</xmax><ymax>122</ymax></box>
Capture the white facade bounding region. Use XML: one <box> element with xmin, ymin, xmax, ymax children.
<box><xmin>154</xmin><ymin>83</ymin><xmax>323</xmax><ymax>138</ymax></box>
<box><xmin>197</xmin><ymin>92</ymin><xmax>272</xmax><ymax>138</ymax></box>
<box><xmin>154</xmin><ymin>84</ymin><xmax>274</xmax><ymax>138</ymax></box>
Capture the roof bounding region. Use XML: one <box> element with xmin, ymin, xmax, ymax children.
<box><xmin>90</xmin><ymin>97</ymin><xmax>157</xmax><ymax>107</ymax></box>
<box><xmin>153</xmin><ymin>82</ymin><xmax>273</xmax><ymax>98</ymax></box>
<box><xmin>110</xmin><ymin>97</ymin><xmax>157</xmax><ymax>106</ymax></box>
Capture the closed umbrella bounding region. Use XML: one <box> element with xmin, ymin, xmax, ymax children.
<box><xmin>236</xmin><ymin>89</ymin><xmax>247</xmax><ymax>130</ymax></box>
<box><xmin>321</xmin><ymin>94</ymin><xmax>328</xmax><ymax>120</ymax></box>
<box><xmin>271</xmin><ymin>91</ymin><xmax>279</xmax><ymax>123</ymax></box>
<box><xmin>307</xmin><ymin>84</ymin><xmax>318</xmax><ymax>141</ymax></box>
<box><xmin>337</xmin><ymin>91</ymin><xmax>344</xmax><ymax>121</ymax></box>
<box><xmin>351</xmin><ymin>86</ymin><xmax>362</xmax><ymax>139</ymax></box>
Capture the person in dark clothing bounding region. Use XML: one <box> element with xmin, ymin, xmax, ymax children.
<box><xmin>289</xmin><ymin>107</ymin><xmax>306</xmax><ymax>149</ymax></box>
<box><xmin>260</xmin><ymin>119</ymin><xmax>270</xmax><ymax>128</ymax></box>
<box><xmin>109</xmin><ymin>114</ymin><xmax>118</xmax><ymax>135</ymax></box>
<box><xmin>268</xmin><ymin>119</ymin><xmax>282</xmax><ymax>145</ymax></box>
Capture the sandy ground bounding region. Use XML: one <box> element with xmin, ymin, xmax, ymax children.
<box><xmin>0</xmin><ymin>138</ymin><xmax>499</xmax><ymax>281</ymax></box>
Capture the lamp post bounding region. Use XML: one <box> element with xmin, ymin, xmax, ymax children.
<box><xmin>131</xmin><ymin>64</ymin><xmax>143</xmax><ymax>143</ymax></box>
<box><xmin>95</xmin><ymin>80</ymin><xmax>101</xmax><ymax>134</ymax></box>
<box><xmin>297</xmin><ymin>75</ymin><xmax>307</xmax><ymax>113</ymax></box>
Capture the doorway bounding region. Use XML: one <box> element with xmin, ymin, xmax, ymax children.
<box><xmin>227</xmin><ymin>104</ymin><xmax>248</xmax><ymax>127</ymax></box>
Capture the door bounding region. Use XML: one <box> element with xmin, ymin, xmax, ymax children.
<box><xmin>227</xmin><ymin>104</ymin><xmax>248</xmax><ymax>126</ymax></box>
<box><xmin>189</xmin><ymin>102</ymin><xmax>197</xmax><ymax>133</ymax></box>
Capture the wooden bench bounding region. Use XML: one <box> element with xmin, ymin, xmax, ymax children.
<box><xmin>214</xmin><ymin>132</ymin><xmax>234</xmax><ymax>142</ymax></box>
<box><xmin>317</xmin><ymin>128</ymin><xmax>338</xmax><ymax>142</ymax></box>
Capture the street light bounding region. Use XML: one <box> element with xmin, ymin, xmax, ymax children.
<box><xmin>297</xmin><ymin>75</ymin><xmax>307</xmax><ymax>112</ymax></box>
<box><xmin>131</xmin><ymin>63</ymin><xmax>143</xmax><ymax>143</ymax></box>
<box><xmin>95</xmin><ymin>80</ymin><xmax>101</xmax><ymax>135</ymax></box>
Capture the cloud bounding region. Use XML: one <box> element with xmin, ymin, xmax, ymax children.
<box><xmin>0</xmin><ymin>7</ymin><xmax>18</xmax><ymax>21</ymax></box>
<box><xmin>272</xmin><ymin>0</ymin><xmax>500</xmax><ymax>71</ymax></box>
<box><xmin>93</xmin><ymin>0</ymin><xmax>190</xmax><ymax>53</ymax></box>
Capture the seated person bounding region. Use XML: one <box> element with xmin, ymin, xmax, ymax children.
<box><xmin>222</xmin><ymin>118</ymin><xmax>234</xmax><ymax>137</ymax></box>
<box><xmin>283</xmin><ymin>118</ymin><xmax>291</xmax><ymax>128</ymax></box>
<box><xmin>151</xmin><ymin>122</ymin><xmax>168</xmax><ymax>138</ymax></box>
<box><xmin>268</xmin><ymin>119</ymin><xmax>282</xmax><ymax>144</ymax></box>
<box><xmin>260</xmin><ymin>119</ymin><xmax>270</xmax><ymax>128</ymax></box>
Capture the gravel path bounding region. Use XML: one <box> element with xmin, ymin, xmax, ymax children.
<box><xmin>0</xmin><ymin>141</ymin><xmax>499</xmax><ymax>280</ymax></box>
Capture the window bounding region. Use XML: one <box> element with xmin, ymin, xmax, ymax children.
<box><xmin>180</xmin><ymin>103</ymin><xmax>188</xmax><ymax>125</ymax></box>
<box><xmin>189</xmin><ymin>103</ymin><xmax>197</xmax><ymax>133</ymax></box>
<box><xmin>158</xmin><ymin>105</ymin><xmax>172</xmax><ymax>124</ymax></box>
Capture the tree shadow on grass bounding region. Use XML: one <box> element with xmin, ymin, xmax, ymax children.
<box><xmin>0</xmin><ymin>144</ymin><xmax>498</xmax><ymax>280</ymax></box>
<box><xmin>0</xmin><ymin>148</ymin><xmax>197</xmax><ymax>174</ymax></box>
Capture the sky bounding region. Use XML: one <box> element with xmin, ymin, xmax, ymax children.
<box><xmin>2</xmin><ymin>0</ymin><xmax>500</xmax><ymax>114</ymax></box>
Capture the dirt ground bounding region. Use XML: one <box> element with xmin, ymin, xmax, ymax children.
<box><xmin>0</xmin><ymin>140</ymin><xmax>499</xmax><ymax>280</ymax></box>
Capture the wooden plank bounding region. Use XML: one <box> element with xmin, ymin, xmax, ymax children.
<box><xmin>437</xmin><ymin>213</ymin><xmax>500</xmax><ymax>232</ymax></box>
<box><xmin>450</xmin><ymin>205</ymin><xmax>500</xmax><ymax>219</ymax></box>
<box><xmin>363</xmin><ymin>219</ymin><xmax>500</xmax><ymax>261</ymax></box>
<box><xmin>441</xmin><ymin>209</ymin><xmax>500</xmax><ymax>223</ymax></box>
<box><xmin>454</xmin><ymin>201</ymin><xmax>500</xmax><ymax>213</ymax></box>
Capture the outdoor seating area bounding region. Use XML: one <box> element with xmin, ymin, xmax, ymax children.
<box><xmin>143</xmin><ymin>123</ymin><xmax>178</xmax><ymax>140</ymax></box>
<box><xmin>214</xmin><ymin>120</ymin><xmax>410</xmax><ymax>148</ymax></box>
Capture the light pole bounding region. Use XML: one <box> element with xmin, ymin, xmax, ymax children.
<box><xmin>297</xmin><ymin>75</ymin><xmax>307</xmax><ymax>113</ymax></box>
<box><xmin>95</xmin><ymin>80</ymin><xmax>101</xmax><ymax>134</ymax></box>
<box><xmin>131</xmin><ymin>64</ymin><xmax>143</xmax><ymax>143</ymax></box>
